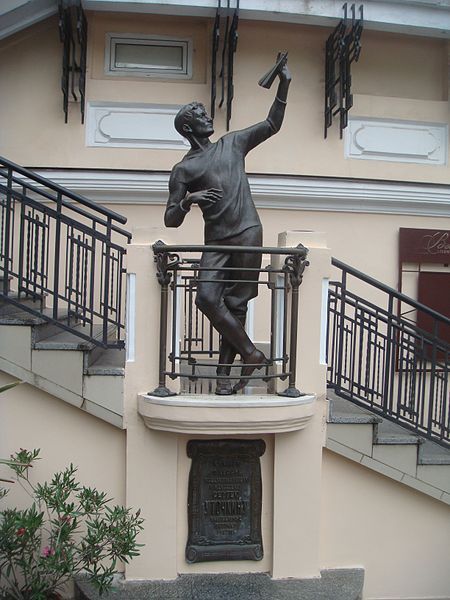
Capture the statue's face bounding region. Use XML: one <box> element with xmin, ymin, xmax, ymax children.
<box><xmin>183</xmin><ymin>104</ymin><xmax>214</xmax><ymax>138</ymax></box>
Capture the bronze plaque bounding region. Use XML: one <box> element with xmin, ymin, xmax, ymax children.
<box><xmin>186</xmin><ymin>439</ymin><xmax>265</xmax><ymax>563</ymax></box>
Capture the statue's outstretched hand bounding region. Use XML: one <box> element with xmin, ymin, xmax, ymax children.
<box><xmin>187</xmin><ymin>188</ymin><xmax>222</xmax><ymax>208</ymax></box>
<box><xmin>279</xmin><ymin>62</ymin><xmax>292</xmax><ymax>83</ymax></box>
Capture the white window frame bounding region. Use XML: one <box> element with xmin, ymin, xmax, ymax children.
<box><xmin>105</xmin><ymin>33</ymin><xmax>193</xmax><ymax>79</ymax></box>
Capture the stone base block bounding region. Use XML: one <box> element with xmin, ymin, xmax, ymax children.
<box><xmin>75</xmin><ymin>569</ymin><xmax>364</xmax><ymax>600</ymax></box>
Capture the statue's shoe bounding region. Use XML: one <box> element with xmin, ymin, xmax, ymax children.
<box><xmin>215</xmin><ymin>378</ymin><xmax>233</xmax><ymax>395</ymax></box>
<box><xmin>232</xmin><ymin>349</ymin><xmax>268</xmax><ymax>393</ymax></box>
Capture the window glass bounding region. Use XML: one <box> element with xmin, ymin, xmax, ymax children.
<box><xmin>106</xmin><ymin>34</ymin><xmax>192</xmax><ymax>78</ymax></box>
<box><xmin>114</xmin><ymin>43</ymin><xmax>184</xmax><ymax>71</ymax></box>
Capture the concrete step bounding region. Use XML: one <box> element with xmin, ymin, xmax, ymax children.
<box><xmin>328</xmin><ymin>394</ymin><xmax>382</xmax><ymax>424</ymax></box>
<box><xmin>75</xmin><ymin>569</ymin><xmax>365</xmax><ymax>600</ymax></box>
<box><xmin>33</xmin><ymin>323</ymin><xmax>117</xmax><ymax>351</ymax></box>
<box><xmin>374</xmin><ymin>419</ymin><xmax>422</xmax><ymax>446</ymax></box>
<box><xmin>420</xmin><ymin>439</ymin><xmax>450</xmax><ymax>465</ymax></box>
<box><xmin>0</xmin><ymin>292</ymin><xmax>45</xmax><ymax>314</ymax></box>
<box><xmin>86</xmin><ymin>348</ymin><xmax>125</xmax><ymax>376</ymax></box>
<box><xmin>0</xmin><ymin>306</ymin><xmax>70</xmax><ymax>331</ymax></box>
<box><xmin>0</xmin><ymin>320</ymin><xmax>125</xmax><ymax>428</ymax></box>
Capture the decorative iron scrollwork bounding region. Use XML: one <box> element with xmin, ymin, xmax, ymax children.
<box><xmin>152</xmin><ymin>240</ymin><xmax>181</xmax><ymax>287</ymax></box>
<box><xmin>58</xmin><ymin>0</ymin><xmax>88</xmax><ymax>124</ymax></box>
<box><xmin>210</xmin><ymin>0</ymin><xmax>240</xmax><ymax>131</ymax></box>
<box><xmin>283</xmin><ymin>244</ymin><xmax>310</xmax><ymax>288</ymax></box>
<box><xmin>324</xmin><ymin>3</ymin><xmax>364</xmax><ymax>139</ymax></box>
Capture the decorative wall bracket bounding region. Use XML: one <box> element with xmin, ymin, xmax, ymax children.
<box><xmin>210</xmin><ymin>0</ymin><xmax>240</xmax><ymax>131</ymax></box>
<box><xmin>324</xmin><ymin>3</ymin><xmax>363</xmax><ymax>139</ymax></box>
<box><xmin>58</xmin><ymin>0</ymin><xmax>87</xmax><ymax>124</ymax></box>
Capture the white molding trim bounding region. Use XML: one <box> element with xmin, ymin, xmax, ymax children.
<box><xmin>23</xmin><ymin>170</ymin><xmax>450</xmax><ymax>217</ymax></box>
<box><xmin>86</xmin><ymin>102</ymin><xmax>190</xmax><ymax>150</ymax></box>
<box><xmin>0</xmin><ymin>0</ymin><xmax>57</xmax><ymax>41</ymax></box>
<box><xmin>345</xmin><ymin>118</ymin><xmax>448</xmax><ymax>166</ymax></box>
<box><xmin>83</xmin><ymin>1</ymin><xmax>450</xmax><ymax>39</ymax></box>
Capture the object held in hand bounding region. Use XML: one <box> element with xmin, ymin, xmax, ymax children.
<box><xmin>258</xmin><ymin>51</ymin><xmax>288</xmax><ymax>89</ymax></box>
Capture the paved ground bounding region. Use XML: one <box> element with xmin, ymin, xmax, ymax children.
<box><xmin>76</xmin><ymin>569</ymin><xmax>364</xmax><ymax>600</ymax></box>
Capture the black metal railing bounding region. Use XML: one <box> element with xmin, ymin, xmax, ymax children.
<box><xmin>0</xmin><ymin>156</ymin><xmax>131</xmax><ymax>348</ymax></box>
<box><xmin>150</xmin><ymin>242</ymin><xmax>309</xmax><ymax>397</ymax></box>
<box><xmin>328</xmin><ymin>258</ymin><xmax>450</xmax><ymax>447</ymax></box>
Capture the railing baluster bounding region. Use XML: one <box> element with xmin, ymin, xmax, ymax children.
<box><xmin>88</xmin><ymin>223</ymin><xmax>96</xmax><ymax>339</ymax></box>
<box><xmin>102</xmin><ymin>218</ymin><xmax>112</xmax><ymax>345</ymax></box>
<box><xmin>53</xmin><ymin>193</ymin><xmax>62</xmax><ymax>320</ymax></box>
<box><xmin>336</xmin><ymin>269</ymin><xmax>347</xmax><ymax>395</ymax></box>
<box><xmin>427</xmin><ymin>320</ymin><xmax>439</xmax><ymax>439</ymax></box>
<box><xmin>171</xmin><ymin>266</ymin><xmax>178</xmax><ymax>376</ymax></box>
<box><xmin>2</xmin><ymin>168</ymin><xmax>13</xmax><ymax>296</ymax></box>
<box><xmin>17</xmin><ymin>198</ymin><xmax>26</xmax><ymax>296</ymax></box>
<box><xmin>383</xmin><ymin>295</ymin><xmax>394</xmax><ymax>414</ymax></box>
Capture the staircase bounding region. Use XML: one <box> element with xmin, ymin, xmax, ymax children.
<box><xmin>327</xmin><ymin>391</ymin><xmax>450</xmax><ymax>504</ymax></box>
<box><xmin>327</xmin><ymin>258</ymin><xmax>450</xmax><ymax>503</ymax></box>
<box><xmin>0</xmin><ymin>156</ymin><xmax>131</xmax><ymax>427</ymax></box>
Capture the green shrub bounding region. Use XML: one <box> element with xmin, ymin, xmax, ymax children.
<box><xmin>0</xmin><ymin>449</ymin><xmax>143</xmax><ymax>599</ymax></box>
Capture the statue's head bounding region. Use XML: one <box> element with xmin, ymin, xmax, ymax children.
<box><xmin>175</xmin><ymin>102</ymin><xmax>214</xmax><ymax>139</ymax></box>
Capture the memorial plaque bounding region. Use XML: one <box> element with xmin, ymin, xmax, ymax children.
<box><xmin>186</xmin><ymin>439</ymin><xmax>266</xmax><ymax>563</ymax></box>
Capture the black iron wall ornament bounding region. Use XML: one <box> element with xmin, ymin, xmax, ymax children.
<box><xmin>210</xmin><ymin>0</ymin><xmax>240</xmax><ymax>131</ymax></box>
<box><xmin>58</xmin><ymin>0</ymin><xmax>88</xmax><ymax>123</ymax></box>
<box><xmin>324</xmin><ymin>3</ymin><xmax>363</xmax><ymax>139</ymax></box>
<box><xmin>210</xmin><ymin>0</ymin><xmax>221</xmax><ymax>120</ymax></box>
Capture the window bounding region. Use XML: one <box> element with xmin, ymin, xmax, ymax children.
<box><xmin>105</xmin><ymin>33</ymin><xmax>192</xmax><ymax>79</ymax></box>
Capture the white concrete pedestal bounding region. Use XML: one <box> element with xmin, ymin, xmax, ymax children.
<box><xmin>125</xmin><ymin>230</ymin><xmax>331</xmax><ymax>582</ymax></box>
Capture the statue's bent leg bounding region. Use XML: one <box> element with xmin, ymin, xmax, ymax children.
<box><xmin>222</xmin><ymin>226</ymin><xmax>268</xmax><ymax>393</ymax></box>
<box><xmin>216</xmin><ymin>313</ymin><xmax>245</xmax><ymax>395</ymax></box>
<box><xmin>195</xmin><ymin>240</ymin><xmax>267</xmax><ymax>394</ymax></box>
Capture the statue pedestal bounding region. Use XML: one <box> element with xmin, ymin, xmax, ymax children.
<box><xmin>138</xmin><ymin>393</ymin><xmax>316</xmax><ymax>435</ymax></box>
<box><xmin>124</xmin><ymin>230</ymin><xmax>332</xmax><ymax>583</ymax></box>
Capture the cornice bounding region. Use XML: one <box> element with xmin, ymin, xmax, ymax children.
<box><xmin>25</xmin><ymin>170</ymin><xmax>450</xmax><ymax>217</ymax></box>
<box><xmin>83</xmin><ymin>0</ymin><xmax>450</xmax><ymax>39</ymax></box>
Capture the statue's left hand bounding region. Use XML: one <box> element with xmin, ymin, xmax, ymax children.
<box><xmin>186</xmin><ymin>188</ymin><xmax>222</xmax><ymax>209</ymax></box>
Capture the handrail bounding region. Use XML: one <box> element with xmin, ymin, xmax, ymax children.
<box><xmin>153</xmin><ymin>243</ymin><xmax>308</xmax><ymax>255</ymax></box>
<box><xmin>332</xmin><ymin>257</ymin><xmax>450</xmax><ymax>326</ymax></box>
<box><xmin>0</xmin><ymin>158</ymin><xmax>131</xmax><ymax>349</ymax></box>
<box><xmin>0</xmin><ymin>156</ymin><xmax>128</xmax><ymax>226</ymax></box>
<box><xmin>0</xmin><ymin>179</ymin><xmax>131</xmax><ymax>241</ymax></box>
<box><xmin>328</xmin><ymin>258</ymin><xmax>449</xmax><ymax>448</ymax></box>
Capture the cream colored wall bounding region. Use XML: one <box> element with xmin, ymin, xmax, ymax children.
<box><xmin>0</xmin><ymin>370</ymin><xmax>126</xmax><ymax>511</ymax></box>
<box><xmin>352</xmin><ymin>31</ymin><xmax>447</xmax><ymax>101</ymax></box>
<box><xmin>103</xmin><ymin>202</ymin><xmax>450</xmax><ymax>286</ymax></box>
<box><xmin>117</xmin><ymin>205</ymin><xmax>449</xmax><ymax>343</ymax></box>
<box><xmin>321</xmin><ymin>449</ymin><xmax>450</xmax><ymax>599</ymax></box>
<box><xmin>0</xmin><ymin>14</ymin><xmax>449</xmax><ymax>184</ymax></box>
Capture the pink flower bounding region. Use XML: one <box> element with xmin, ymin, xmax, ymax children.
<box><xmin>42</xmin><ymin>546</ymin><xmax>55</xmax><ymax>557</ymax></box>
<box><xmin>16</xmin><ymin>527</ymin><xmax>26</xmax><ymax>537</ymax></box>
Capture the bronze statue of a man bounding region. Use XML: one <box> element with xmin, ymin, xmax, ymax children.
<box><xmin>165</xmin><ymin>60</ymin><xmax>291</xmax><ymax>394</ymax></box>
